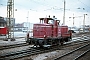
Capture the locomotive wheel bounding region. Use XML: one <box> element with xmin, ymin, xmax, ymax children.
<box><xmin>60</xmin><ymin>38</ymin><xmax>64</xmax><ymax>45</ymax></box>
<box><xmin>38</xmin><ymin>40</ymin><xmax>44</xmax><ymax>47</ymax></box>
<box><xmin>28</xmin><ymin>40</ymin><xmax>31</xmax><ymax>44</ymax></box>
<box><xmin>58</xmin><ymin>40</ymin><xmax>61</xmax><ymax>46</ymax></box>
<box><xmin>65</xmin><ymin>38</ymin><xmax>68</xmax><ymax>42</ymax></box>
<box><xmin>61</xmin><ymin>42</ymin><xmax>64</xmax><ymax>45</ymax></box>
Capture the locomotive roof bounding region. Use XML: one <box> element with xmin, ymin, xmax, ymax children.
<box><xmin>39</xmin><ymin>18</ymin><xmax>54</xmax><ymax>20</ymax></box>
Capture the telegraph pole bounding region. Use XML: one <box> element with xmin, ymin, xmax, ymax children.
<box><xmin>6</xmin><ymin>0</ymin><xmax>15</xmax><ymax>41</ymax></box>
<box><xmin>72</xmin><ymin>14</ymin><xmax>75</xmax><ymax>27</ymax></box>
<box><xmin>27</xmin><ymin>11</ymin><xmax>29</xmax><ymax>33</ymax></box>
<box><xmin>63</xmin><ymin>0</ymin><xmax>65</xmax><ymax>25</ymax></box>
<box><xmin>69</xmin><ymin>14</ymin><xmax>75</xmax><ymax>27</ymax></box>
<box><xmin>83</xmin><ymin>14</ymin><xmax>87</xmax><ymax>32</ymax></box>
<box><xmin>69</xmin><ymin>14</ymin><xmax>83</xmax><ymax>27</ymax></box>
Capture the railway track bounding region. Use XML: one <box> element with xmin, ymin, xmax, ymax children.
<box><xmin>0</xmin><ymin>46</ymin><xmax>60</xmax><ymax>60</ymax></box>
<box><xmin>62</xmin><ymin>35</ymin><xmax>90</xmax><ymax>47</ymax></box>
<box><xmin>0</xmin><ymin>35</ymin><xmax>89</xmax><ymax>50</ymax></box>
<box><xmin>0</xmin><ymin>34</ymin><xmax>90</xmax><ymax>60</ymax></box>
<box><xmin>52</xmin><ymin>35</ymin><xmax>90</xmax><ymax>60</ymax></box>
<box><xmin>0</xmin><ymin>37</ymin><xmax>90</xmax><ymax>60</ymax></box>
<box><xmin>64</xmin><ymin>37</ymin><xmax>90</xmax><ymax>46</ymax></box>
<box><xmin>0</xmin><ymin>43</ymin><xmax>28</xmax><ymax>50</ymax></box>
<box><xmin>54</xmin><ymin>43</ymin><xmax>90</xmax><ymax>60</ymax></box>
<box><xmin>74</xmin><ymin>49</ymin><xmax>90</xmax><ymax>60</ymax></box>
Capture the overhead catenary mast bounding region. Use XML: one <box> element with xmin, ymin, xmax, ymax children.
<box><xmin>63</xmin><ymin>0</ymin><xmax>66</xmax><ymax>25</ymax></box>
<box><xmin>6</xmin><ymin>0</ymin><xmax>15</xmax><ymax>41</ymax></box>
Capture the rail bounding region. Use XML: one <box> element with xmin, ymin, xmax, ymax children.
<box><xmin>54</xmin><ymin>43</ymin><xmax>90</xmax><ymax>60</ymax></box>
<box><xmin>74</xmin><ymin>49</ymin><xmax>90</xmax><ymax>60</ymax></box>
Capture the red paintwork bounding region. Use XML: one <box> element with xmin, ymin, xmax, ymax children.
<box><xmin>0</xmin><ymin>27</ymin><xmax>7</xmax><ymax>35</ymax></box>
<box><xmin>58</xmin><ymin>26</ymin><xmax>70</xmax><ymax>38</ymax></box>
<box><xmin>33</xmin><ymin>24</ymin><xmax>53</xmax><ymax>38</ymax></box>
<box><xmin>33</xmin><ymin>17</ymin><xmax>71</xmax><ymax>38</ymax></box>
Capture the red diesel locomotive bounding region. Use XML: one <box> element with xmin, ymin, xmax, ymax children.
<box><xmin>26</xmin><ymin>16</ymin><xmax>72</xmax><ymax>47</ymax></box>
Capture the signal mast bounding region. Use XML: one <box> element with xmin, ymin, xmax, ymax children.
<box><xmin>6</xmin><ymin>0</ymin><xmax>15</xmax><ymax>41</ymax></box>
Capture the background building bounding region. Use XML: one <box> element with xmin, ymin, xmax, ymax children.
<box><xmin>0</xmin><ymin>16</ymin><xmax>6</xmax><ymax>27</ymax></box>
<box><xmin>14</xmin><ymin>22</ymin><xmax>33</xmax><ymax>32</ymax></box>
<box><xmin>22</xmin><ymin>22</ymin><xmax>33</xmax><ymax>29</ymax></box>
<box><xmin>4</xmin><ymin>17</ymin><xmax>15</xmax><ymax>27</ymax></box>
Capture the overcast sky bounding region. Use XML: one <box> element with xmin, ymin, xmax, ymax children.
<box><xmin>0</xmin><ymin>0</ymin><xmax>90</xmax><ymax>27</ymax></box>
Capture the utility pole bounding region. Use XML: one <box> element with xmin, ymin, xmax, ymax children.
<box><xmin>83</xmin><ymin>14</ymin><xmax>87</xmax><ymax>32</ymax></box>
<box><xmin>27</xmin><ymin>11</ymin><xmax>29</xmax><ymax>33</ymax></box>
<box><xmin>69</xmin><ymin>14</ymin><xmax>83</xmax><ymax>27</ymax></box>
<box><xmin>63</xmin><ymin>0</ymin><xmax>65</xmax><ymax>25</ymax></box>
<box><xmin>69</xmin><ymin>14</ymin><xmax>75</xmax><ymax>27</ymax></box>
<box><xmin>72</xmin><ymin>14</ymin><xmax>75</xmax><ymax>27</ymax></box>
<box><xmin>6</xmin><ymin>0</ymin><xmax>15</xmax><ymax>41</ymax></box>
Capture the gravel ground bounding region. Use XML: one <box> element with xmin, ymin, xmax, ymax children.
<box><xmin>78</xmin><ymin>51</ymin><xmax>90</xmax><ymax>60</ymax></box>
<box><xmin>0</xmin><ymin>32</ymin><xmax>90</xmax><ymax>60</ymax></box>
<box><xmin>0</xmin><ymin>45</ymin><xmax>30</xmax><ymax>55</ymax></box>
<box><xmin>15</xmin><ymin>50</ymin><xmax>70</xmax><ymax>60</ymax></box>
<box><xmin>0</xmin><ymin>38</ymin><xmax>26</xmax><ymax>46</ymax></box>
<box><xmin>15</xmin><ymin>40</ymin><xmax>90</xmax><ymax>60</ymax></box>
